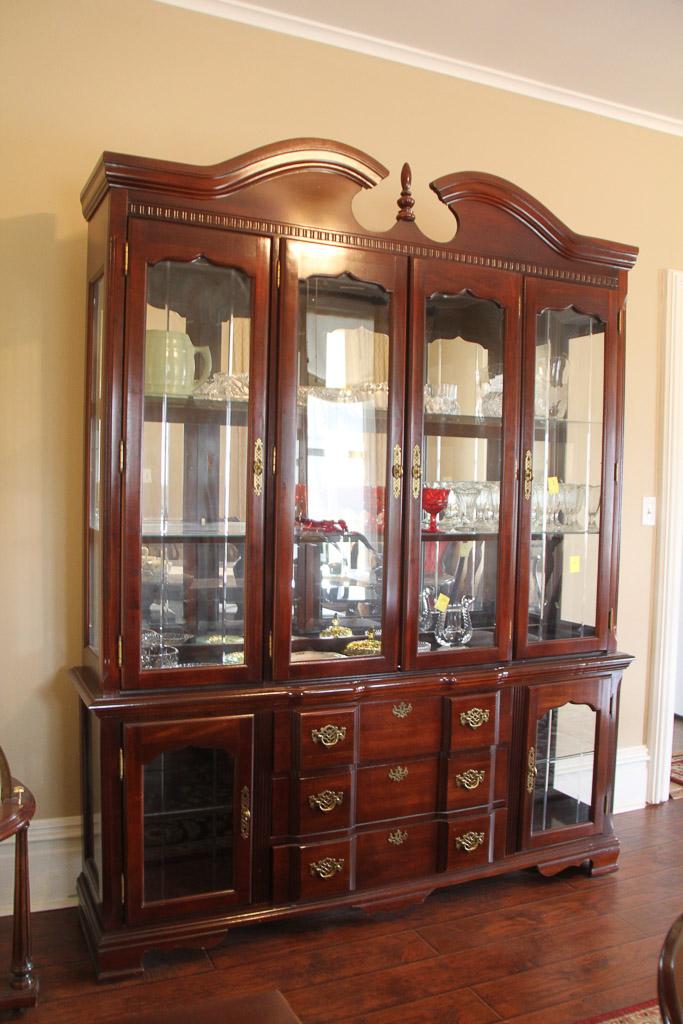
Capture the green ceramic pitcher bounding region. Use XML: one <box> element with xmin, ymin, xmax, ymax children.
<box><xmin>144</xmin><ymin>330</ymin><xmax>212</xmax><ymax>397</ymax></box>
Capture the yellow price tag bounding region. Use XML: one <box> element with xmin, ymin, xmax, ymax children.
<box><xmin>435</xmin><ymin>593</ymin><xmax>450</xmax><ymax>613</ymax></box>
<box><xmin>548</xmin><ymin>476</ymin><xmax>560</xmax><ymax>495</ymax></box>
<box><xmin>569</xmin><ymin>555</ymin><xmax>581</xmax><ymax>573</ymax></box>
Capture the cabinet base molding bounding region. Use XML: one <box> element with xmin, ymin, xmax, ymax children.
<box><xmin>535</xmin><ymin>838</ymin><xmax>620</xmax><ymax>878</ymax></box>
<box><xmin>77</xmin><ymin>833</ymin><xmax>620</xmax><ymax>980</ymax></box>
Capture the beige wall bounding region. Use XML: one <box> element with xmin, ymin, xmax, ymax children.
<box><xmin>1</xmin><ymin>0</ymin><xmax>681</xmax><ymax>818</ymax></box>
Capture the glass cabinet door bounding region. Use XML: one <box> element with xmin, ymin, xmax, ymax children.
<box><xmin>521</xmin><ymin>677</ymin><xmax>612</xmax><ymax>850</ymax></box>
<box><xmin>123</xmin><ymin>715</ymin><xmax>253</xmax><ymax>924</ymax></box>
<box><xmin>403</xmin><ymin>262</ymin><xmax>521</xmax><ymax>668</ymax></box>
<box><xmin>122</xmin><ymin>220</ymin><xmax>270</xmax><ymax>687</ymax></box>
<box><xmin>273</xmin><ymin>241</ymin><xmax>407</xmax><ymax>679</ymax></box>
<box><xmin>516</xmin><ymin>280</ymin><xmax>617</xmax><ymax>658</ymax></box>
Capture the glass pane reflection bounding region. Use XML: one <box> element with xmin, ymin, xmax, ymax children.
<box><xmin>531</xmin><ymin>703</ymin><xmax>596</xmax><ymax>833</ymax></box>
<box><xmin>291</xmin><ymin>275</ymin><xmax>390</xmax><ymax>664</ymax></box>
<box><xmin>143</xmin><ymin>746</ymin><xmax>234</xmax><ymax>902</ymax></box>
<box><xmin>528</xmin><ymin>308</ymin><xmax>605</xmax><ymax>644</ymax></box>
<box><xmin>140</xmin><ymin>259</ymin><xmax>252</xmax><ymax>669</ymax></box>
<box><xmin>418</xmin><ymin>292</ymin><xmax>504</xmax><ymax>654</ymax></box>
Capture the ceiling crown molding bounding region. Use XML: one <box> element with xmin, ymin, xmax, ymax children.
<box><xmin>155</xmin><ymin>0</ymin><xmax>683</xmax><ymax>138</ymax></box>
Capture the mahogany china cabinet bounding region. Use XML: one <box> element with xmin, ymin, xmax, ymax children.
<box><xmin>72</xmin><ymin>138</ymin><xmax>638</xmax><ymax>978</ymax></box>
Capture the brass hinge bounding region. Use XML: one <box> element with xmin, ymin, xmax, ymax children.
<box><xmin>121</xmin><ymin>873</ymin><xmax>125</xmax><ymax>903</ymax></box>
<box><xmin>509</xmin><ymin>621</ymin><xmax>513</xmax><ymax>642</ymax></box>
<box><xmin>608</xmin><ymin>608</ymin><xmax>615</xmax><ymax>632</ymax></box>
<box><xmin>604</xmin><ymin>793</ymin><xmax>610</xmax><ymax>814</ymax></box>
<box><xmin>272</xmin><ymin>445</ymin><xmax>277</xmax><ymax>475</ymax></box>
<box><xmin>124</xmin><ymin>241</ymin><xmax>129</xmax><ymax>276</ymax></box>
<box><xmin>117</xmin><ymin>636</ymin><xmax>123</xmax><ymax>668</ymax></box>
<box><xmin>609</xmin><ymin>694</ymin><xmax>615</xmax><ymax>718</ymax></box>
<box><xmin>119</xmin><ymin>439</ymin><xmax>125</xmax><ymax>474</ymax></box>
<box><xmin>276</xmin><ymin>259</ymin><xmax>281</xmax><ymax>288</ymax></box>
<box><xmin>268</xmin><ymin>631</ymin><xmax>273</xmax><ymax>658</ymax></box>
<box><xmin>518</xmin><ymin>294</ymin><xmax>522</xmax><ymax>318</ymax></box>
<box><xmin>614</xmin><ymin>461</ymin><xmax>619</xmax><ymax>483</ymax></box>
<box><xmin>618</xmin><ymin>308</ymin><xmax>624</xmax><ymax>333</ymax></box>
<box><xmin>118</xmin><ymin>749</ymin><xmax>124</xmax><ymax>781</ymax></box>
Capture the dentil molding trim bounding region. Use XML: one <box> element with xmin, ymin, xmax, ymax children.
<box><xmin>0</xmin><ymin>748</ymin><xmax>650</xmax><ymax>916</ymax></box>
<box><xmin>155</xmin><ymin>0</ymin><xmax>683</xmax><ymax>138</ymax></box>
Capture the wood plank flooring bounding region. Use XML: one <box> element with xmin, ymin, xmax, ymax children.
<box><xmin>2</xmin><ymin>797</ymin><xmax>682</xmax><ymax>1023</ymax></box>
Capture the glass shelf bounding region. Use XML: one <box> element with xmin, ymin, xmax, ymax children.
<box><xmin>421</xmin><ymin>529</ymin><xmax>499</xmax><ymax>541</ymax></box>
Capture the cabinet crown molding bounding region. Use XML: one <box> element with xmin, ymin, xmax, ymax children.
<box><xmin>80</xmin><ymin>137</ymin><xmax>389</xmax><ymax>221</ymax></box>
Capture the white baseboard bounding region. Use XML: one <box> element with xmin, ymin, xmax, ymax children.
<box><xmin>0</xmin><ymin>816</ymin><xmax>81</xmax><ymax>917</ymax></box>
<box><xmin>613</xmin><ymin>744</ymin><xmax>650</xmax><ymax>814</ymax></box>
<box><xmin>0</xmin><ymin>745</ymin><xmax>652</xmax><ymax>917</ymax></box>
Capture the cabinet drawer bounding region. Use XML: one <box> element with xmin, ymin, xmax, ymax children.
<box><xmin>296</xmin><ymin>708</ymin><xmax>356</xmax><ymax>771</ymax></box>
<box><xmin>449</xmin><ymin>693</ymin><xmax>500</xmax><ymax>749</ymax></box>
<box><xmin>359</xmin><ymin>697</ymin><xmax>442</xmax><ymax>761</ymax></box>
<box><xmin>446</xmin><ymin>810</ymin><xmax>507</xmax><ymax>872</ymax></box>
<box><xmin>297</xmin><ymin>838</ymin><xmax>352</xmax><ymax>901</ymax></box>
<box><xmin>356</xmin><ymin>820</ymin><xmax>439</xmax><ymax>889</ymax></box>
<box><xmin>357</xmin><ymin>757</ymin><xmax>439</xmax><ymax>824</ymax></box>
<box><xmin>295</xmin><ymin>769</ymin><xmax>353</xmax><ymax>834</ymax></box>
<box><xmin>446</xmin><ymin>747</ymin><xmax>508</xmax><ymax>811</ymax></box>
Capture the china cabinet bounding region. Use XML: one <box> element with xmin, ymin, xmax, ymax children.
<box><xmin>72</xmin><ymin>139</ymin><xmax>637</xmax><ymax>978</ymax></box>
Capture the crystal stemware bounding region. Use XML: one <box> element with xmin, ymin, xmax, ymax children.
<box><xmin>422</xmin><ymin>487</ymin><xmax>449</xmax><ymax>532</ymax></box>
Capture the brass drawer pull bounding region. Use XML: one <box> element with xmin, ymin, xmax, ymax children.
<box><xmin>459</xmin><ymin>707</ymin><xmax>490</xmax><ymax>730</ymax></box>
<box><xmin>392</xmin><ymin>701</ymin><xmax>413</xmax><ymax>719</ymax></box>
<box><xmin>240</xmin><ymin>785</ymin><xmax>251</xmax><ymax>840</ymax></box>
<box><xmin>455</xmin><ymin>768</ymin><xmax>486</xmax><ymax>790</ymax></box>
<box><xmin>308</xmin><ymin>789</ymin><xmax>344</xmax><ymax>813</ymax></box>
<box><xmin>253</xmin><ymin>437</ymin><xmax>264</xmax><ymax>496</ymax></box>
<box><xmin>311</xmin><ymin>724</ymin><xmax>347</xmax><ymax>747</ymax></box>
<box><xmin>388</xmin><ymin>765</ymin><xmax>409</xmax><ymax>782</ymax></box>
<box><xmin>527</xmin><ymin>746</ymin><xmax>538</xmax><ymax>793</ymax></box>
<box><xmin>454</xmin><ymin>830</ymin><xmax>485</xmax><ymax>853</ymax></box>
<box><xmin>392</xmin><ymin>443</ymin><xmax>403</xmax><ymax>499</ymax></box>
<box><xmin>309</xmin><ymin>857</ymin><xmax>344</xmax><ymax>879</ymax></box>
<box><xmin>388</xmin><ymin>829</ymin><xmax>408</xmax><ymax>846</ymax></box>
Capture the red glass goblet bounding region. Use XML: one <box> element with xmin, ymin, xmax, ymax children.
<box><xmin>422</xmin><ymin>487</ymin><xmax>449</xmax><ymax>532</ymax></box>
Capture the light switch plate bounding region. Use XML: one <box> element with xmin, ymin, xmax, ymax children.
<box><xmin>642</xmin><ymin>496</ymin><xmax>656</xmax><ymax>526</ymax></box>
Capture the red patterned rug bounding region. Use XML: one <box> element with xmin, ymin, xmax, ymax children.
<box><xmin>574</xmin><ymin>1000</ymin><xmax>661</xmax><ymax>1023</ymax></box>
<box><xmin>671</xmin><ymin>753</ymin><xmax>683</xmax><ymax>787</ymax></box>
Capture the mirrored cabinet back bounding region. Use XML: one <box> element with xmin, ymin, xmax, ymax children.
<box><xmin>71</xmin><ymin>139</ymin><xmax>638</xmax><ymax>979</ymax></box>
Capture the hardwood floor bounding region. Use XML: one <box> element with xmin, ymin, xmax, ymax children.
<box><xmin>3</xmin><ymin>798</ymin><xmax>682</xmax><ymax>1023</ymax></box>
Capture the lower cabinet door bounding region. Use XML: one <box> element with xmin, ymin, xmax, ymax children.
<box><xmin>356</xmin><ymin>820</ymin><xmax>439</xmax><ymax>889</ymax></box>
<box><xmin>123</xmin><ymin>715</ymin><xmax>254</xmax><ymax>925</ymax></box>
<box><xmin>520</xmin><ymin>676</ymin><xmax>612</xmax><ymax>850</ymax></box>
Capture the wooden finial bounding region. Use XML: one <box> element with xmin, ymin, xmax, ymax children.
<box><xmin>396</xmin><ymin>162</ymin><xmax>415</xmax><ymax>222</ymax></box>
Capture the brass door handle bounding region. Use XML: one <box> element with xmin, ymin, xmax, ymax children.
<box><xmin>308</xmin><ymin>789</ymin><xmax>344</xmax><ymax>813</ymax></box>
<box><xmin>311</xmin><ymin>724</ymin><xmax>347</xmax><ymax>747</ymax></box>
<box><xmin>392</xmin><ymin>444</ymin><xmax>403</xmax><ymax>499</ymax></box>
<box><xmin>523</xmin><ymin>449</ymin><xmax>533</xmax><ymax>501</ymax></box>
<box><xmin>253</xmin><ymin>437</ymin><xmax>264</xmax><ymax>496</ymax></box>
<box><xmin>309</xmin><ymin>857</ymin><xmax>344</xmax><ymax>879</ymax></box>
<box><xmin>240</xmin><ymin>785</ymin><xmax>251</xmax><ymax>840</ymax></box>
<box><xmin>412</xmin><ymin>445</ymin><xmax>421</xmax><ymax>500</ymax></box>
<box><xmin>527</xmin><ymin>746</ymin><xmax>538</xmax><ymax>793</ymax></box>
